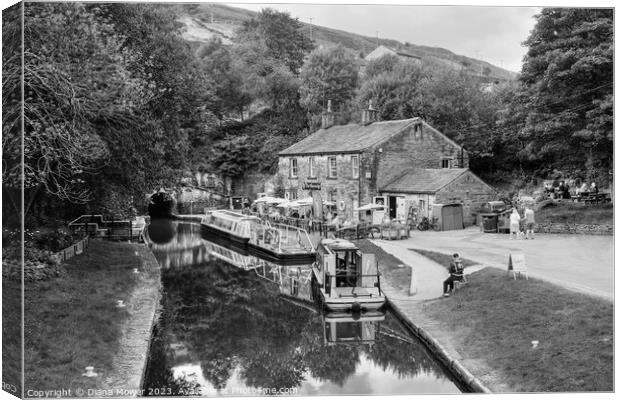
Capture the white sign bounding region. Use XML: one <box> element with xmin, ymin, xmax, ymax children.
<box><xmin>509</xmin><ymin>253</ymin><xmax>528</xmax><ymax>280</ymax></box>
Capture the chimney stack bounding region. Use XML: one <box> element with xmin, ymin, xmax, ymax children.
<box><xmin>361</xmin><ymin>100</ymin><xmax>378</xmax><ymax>125</ymax></box>
<box><xmin>321</xmin><ymin>99</ymin><xmax>335</xmax><ymax>129</ymax></box>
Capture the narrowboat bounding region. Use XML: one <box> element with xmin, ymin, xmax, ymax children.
<box><xmin>200</xmin><ymin>210</ymin><xmax>260</xmax><ymax>246</ymax></box>
<box><xmin>323</xmin><ymin>310</ymin><xmax>386</xmax><ymax>346</ymax></box>
<box><xmin>200</xmin><ymin>210</ymin><xmax>316</xmax><ymax>264</ymax></box>
<box><xmin>312</xmin><ymin>238</ymin><xmax>386</xmax><ymax>312</ymax></box>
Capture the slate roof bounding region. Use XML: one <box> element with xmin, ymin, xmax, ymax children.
<box><xmin>395</xmin><ymin>50</ymin><xmax>422</xmax><ymax>59</ymax></box>
<box><xmin>381</xmin><ymin>168</ymin><xmax>469</xmax><ymax>194</ymax></box>
<box><xmin>279</xmin><ymin>118</ymin><xmax>419</xmax><ymax>156</ymax></box>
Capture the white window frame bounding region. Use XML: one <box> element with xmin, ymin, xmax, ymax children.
<box><xmin>441</xmin><ymin>158</ymin><xmax>452</xmax><ymax>169</ymax></box>
<box><xmin>351</xmin><ymin>155</ymin><xmax>359</xmax><ymax>179</ymax></box>
<box><xmin>290</xmin><ymin>158</ymin><xmax>298</xmax><ymax>178</ymax></box>
<box><xmin>309</xmin><ymin>156</ymin><xmax>316</xmax><ymax>178</ymax></box>
<box><xmin>328</xmin><ymin>156</ymin><xmax>337</xmax><ymax>178</ymax></box>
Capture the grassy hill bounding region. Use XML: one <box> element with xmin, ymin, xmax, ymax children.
<box><xmin>171</xmin><ymin>3</ymin><xmax>517</xmax><ymax>81</ymax></box>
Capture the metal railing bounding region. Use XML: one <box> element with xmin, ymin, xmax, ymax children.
<box><xmin>53</xmin><ymin>236</ymin><xmax>90</xmax><ymax>262</ymax></box>
<box><xmin>324</xmin><ymin>273</ymin><xmax>382</xmax><ymax>296</ymax></box>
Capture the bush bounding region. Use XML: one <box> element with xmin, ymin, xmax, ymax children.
<box><xmin>34</xmin><ymin>229</ymin><xmax>81</xmax><ymax>252</ymax></box>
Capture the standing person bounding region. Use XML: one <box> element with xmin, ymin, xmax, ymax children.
<box><xmin>443</xmin><ymin>253</ymin><xmax>464</xmax><ymax>297</ymax></box>
<box><xmin>524</xmin><ymin>205</ymin><xmax>535</xmax><ymax>240</ymax></box>
<box><xmin>509</xmin><ymin>208</ymin><xmax>521</xmax><ymax>240</ymax></box>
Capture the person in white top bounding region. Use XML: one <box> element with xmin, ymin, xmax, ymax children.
<box><xmin>509</xmin><ymin>208</ymin><xmax>521</xmax><ymax>240</ymax></box>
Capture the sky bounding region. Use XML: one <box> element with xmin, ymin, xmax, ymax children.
<box><xmin>226</xmin><ymin>1</ymin><xmax>541</xmax><ymax>73</ymax></box>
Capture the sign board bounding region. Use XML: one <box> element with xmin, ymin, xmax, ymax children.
<box><xmin>508</xmin><ymin>253</ymin><xmax>528</xmax><ymax>280</ymax></box>
<box><xmin>302</xmin><ymin>181</ymin><xmax>321</xmax><ymax>191</ymax></box>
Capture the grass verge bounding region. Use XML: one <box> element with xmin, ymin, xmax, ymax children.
<box><xmin>422</xmin><ymin>267</ymin><xmax>613</xmax><ymax>392</ymax></box>
<box><xmin>3</xmin><ymin>278</ymin><xmax>22</xmax><ymax>396</ymax></box>
<box><xmin>408</xmin><ymin>249</ymin><xmax>477</xmax><ymax>270</ymax></box>
<box><xmin>23</xmin><ymin>240</ymin><xmax>149</xmax><ymax>393</ymax></box>
<box><xmin>354</xmin><ymin>239</ymin><xmax>412</xmax><ymax>294</ymax></box>
<box><xmin>536</xmin><ymin>201</ymin><xmax>613</xmax><ymax>225</ymax></box>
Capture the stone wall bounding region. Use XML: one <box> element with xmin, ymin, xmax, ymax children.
<box><xmin>535</xmin><ymin>222</ymin><xmax>614</xmax><ymax>235</ymax></box>
<box><xmin>232</xmin><ymin>172</ymin><xmax>274</xmax><ymax>199</ymax></box>
<box><xmin>435</xmin><ymin>171</ymin><xmax>497</xmax><ymax>226</ymax></box>
<box><xmin>277</xmin><ymin>154</ymin><xmax>361</xmax><ymax>220</ymax></box>
<box><xmin>175</xmin><ymin>188</ymin><xmax>227</xmax><ymax>214</ymax></box>
<box><xmin>376</xmin><ymin>122</ymin><xmax>469</xmax><ymax>187</ymax></box>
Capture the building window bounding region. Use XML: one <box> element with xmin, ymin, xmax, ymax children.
<box><xmin>351</xmin><ymin>156</ymin><xmax>359</xmax><ymax>179</ymax></box>
<box><xmin>414</xmin><ymin>123</ymin><xmax>422</xmax><ymax>139</ymax></box>
<box><xmin>290</xmin><ymin>158</ymin><xmax>298</xmax><ymax>178</ymax></box>
<box><xmin>328</xmin><ymin>156</ymin><xmax>337</xmax><ymax>178</ymax></box>
<box><xmin>309</xmin><ymin>156</ymin><xmax>316</xmax><ymax>178</ymax></box>
<box><xmin>441</xmin><ymin>158</ymin><xmax>452</xmax><ymax>169</ymax></box>
<box><xmin>286</xmin><ymin>189</ymin><xmax>298</xmax><ymax>200</ymax></box>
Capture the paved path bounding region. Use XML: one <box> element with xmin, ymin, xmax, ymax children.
<box><xmin>102</xmin><ymin>244</ymin><xmax>161</xmax><ymax>397</ymax></box>
<box><xmin>378</xmin><ymin>227</ymin><xmax>613</xmax><ymax>301</ymax></box>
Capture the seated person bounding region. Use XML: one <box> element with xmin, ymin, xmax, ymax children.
<box><xmin>591</xmin><ymin>182</ymin><xmax>599</xmax><ymax>194</ymax></box>
<box><xmin>443</xmin><ymin>253</ymin><xmax>465</xmax><ymax>297</ymax></box>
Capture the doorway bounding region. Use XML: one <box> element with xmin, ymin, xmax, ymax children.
<box><xmin>388</xmin><ymin>196</ymin><xmax>398</xmax><ymax>219</ymax></box>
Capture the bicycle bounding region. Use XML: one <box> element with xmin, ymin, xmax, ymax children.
<box><xmin>416</xmin><ymin>216</ymin><xmax>441</xmax><ymax>231</ymax></box>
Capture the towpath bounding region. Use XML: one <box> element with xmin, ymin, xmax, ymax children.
<box><xmin>379</xmin><ymin>227</ymin><xmax>613</xmax><ymax>301</ymax></box>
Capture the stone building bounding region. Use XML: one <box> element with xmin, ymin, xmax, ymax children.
<box><xmin>277</xmin><ymin>110</ymin><xmax>497</xmax><ymax>225</ymax></box>
<box><xmin>364</xmin><ymin>45</ymin><xmax>422</xmax><ymax>66</ymax></box>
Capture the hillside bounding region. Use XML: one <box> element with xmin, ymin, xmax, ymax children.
<box><xmin>171</xmin><ymin>3</ymin><xmax>517</xmax><ymax>81</ymax></box>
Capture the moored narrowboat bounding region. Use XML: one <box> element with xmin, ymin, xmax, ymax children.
<box><xmin>312</xmin><ymin>238</ymin><xmax>386</xmax><ymax>312</ymax></box>
<box><xmin>200</xmin><ymin>210</ymin><xmax>316</xmax><ymax>264</ymax></box>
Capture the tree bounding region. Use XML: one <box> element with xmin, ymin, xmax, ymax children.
<box><xmin>236</xmin><ymin>8</ymin><xmax>314</xmax><ymax>75</ymax></box>
<box><xmin>515</xmin><ymin>8</ymin><xmax>613</xmax><ymax>181</ymax></box>
<box><xmin>299</xmin><ymin>44</ymin><xmax>359</xmax><ymax>126</ymax></box>
<box><xmin>232</xmin><ymin>8</ymin><xmax>313</xmax><ymax>110</ymax></box>
<box><xmin>357</xmin><ymin>55</ymin><xmax>427</xmax><ymax>121</ymax></box>
<box><xmin>3</xmin><ymin>2</ymin><xmax>132</xmax><ymax>223</ymax></box>
<box><xmin>197</xmin><ymin>38</ymin><xmax>251</xmax><ymax>120</ymax></box>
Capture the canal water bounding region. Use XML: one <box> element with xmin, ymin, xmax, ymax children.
<box><xmin>143</xmin><ymin>220</ymin><xmax>462</xmax><ymax>396</ymax></box>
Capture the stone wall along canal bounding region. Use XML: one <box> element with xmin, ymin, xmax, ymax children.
<box><xmin>142</xmin><ymin>219</ymin><xmax>463</xmax><ymax>396</ymax></box>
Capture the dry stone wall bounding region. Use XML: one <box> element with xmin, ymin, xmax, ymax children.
<box><xmin>535</xmin><ymin>222</ymin><xmax>613</xmax><ymax>235</ymax></box>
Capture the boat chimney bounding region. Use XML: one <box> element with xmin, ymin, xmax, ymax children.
<box><xmin>361</xmin><ymin>100</ymin><xmax>378</xmax><ymax>125</ymax></box>
<box><xmin>321</xmin><ymin>100</ymin><xmax>335</xmax><ymax>129</ymax></box>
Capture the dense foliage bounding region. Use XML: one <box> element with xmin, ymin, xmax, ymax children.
<box><xmin>2</xmin><ymin>5</ymin><xmax>613</xmax><ymax>227</ymax></box>
<box><xmin>509</xmin><ymin>8</ymin><xmax>613</xmax><ymax>183</ymax></box>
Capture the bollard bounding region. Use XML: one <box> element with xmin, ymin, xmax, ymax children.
<box><xmin>409</xmin><ymin>265</ymin><xmax>417</xmax><ymax>296</ymax></box>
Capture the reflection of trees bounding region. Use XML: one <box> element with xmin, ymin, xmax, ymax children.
<box><xmin>200</xmin><ymin>357</ymin><xmax>235</xmax><ymax>390</ymax></box>
<box><xmin>303</xmin><ymin>342</ymin><xmax>361</xmax><ymax>386</ymax></box>
<box><xmin>241</xmin><ymin>350</ymin><xmax>307</xmax><ymax>389</ymax></box>
<box><xmin>366</xmin><ymin>317</ymin><xmax>445</xmax><ymax>380</ymax></box>
<box><xmin>143</xmin><ymin>324</ymin><xmax>201</xmax><ymax>396</ymax></box>
<box><xmin>153</xmin><ymin>256</ymin><xmax>449</xmax><ymax>394</ymax></box>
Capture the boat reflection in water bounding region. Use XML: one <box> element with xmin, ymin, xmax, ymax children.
<box><xmin>143</xmin><ymin>221</ymin><xmax>462</xmax><ymax>396</ymax></box>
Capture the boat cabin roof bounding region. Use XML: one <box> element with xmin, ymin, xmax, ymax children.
<box><xmin>211</xmin><ymin>209</ymin><xmax>261</xmax><ymax>222</ymax></box>
<box><xmin>321</xmin><ymin>238</ymin><xmax>359</xmax><ymax>252</ymax></box>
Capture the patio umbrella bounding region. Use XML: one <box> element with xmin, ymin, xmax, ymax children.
<box><xmin>355</xmin><ymin>203</ymin><xmax>386</xmax><ymax>211</ymax></box>
<box><xmin>254</xmin><ymin>196</ymin><xmax>286</xmax><ymax>204</ymax></box>
<box><xmin>296</xmin><ymin>197</ymin><xmax>314</xmax><ymax>206</ymax></box>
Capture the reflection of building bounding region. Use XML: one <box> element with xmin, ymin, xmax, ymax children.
<box><xmin>278</xmin><ymin>113</ymin><xmax>496</xmax><ymax>225</ymax></box>
<box><xmin>323</xmin><ymin>311</ymin><xmax>385</xmax><ymax>346</ymax></box>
